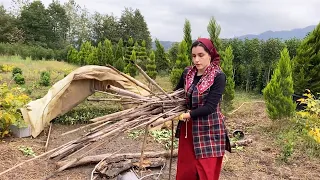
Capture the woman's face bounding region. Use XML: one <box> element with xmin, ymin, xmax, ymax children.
<box><xmin>192</xmin><ymin>45</ymin><xmax>211</xmax><ymax>72</ymax></box>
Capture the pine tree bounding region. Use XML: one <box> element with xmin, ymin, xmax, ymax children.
<box><xmin>207</xmin><ymin>16</ymin><xmax>222</xmax><ymax>52</ymax></box>
<box><xmin>115</xmin><ymin>38</ymin><xmax>124</xmax><ymax>60</ymax></box>
<box><xmin>114</xmin><ymin>57</ymin><xmax>125</xmax><ymax>72</ymax></box>
<box><xmin>67</xmin><ymin>46</ymin><xmax>78</xmax><ymax>64</ymax></box>
<box><xmin>292</xmin><ymin>23</ymin><xmax>320</xmax><ymax>95</ymax></box>
<box><xmin>78</xmin><ymin>41</ymin><xmax>93</xmax><ymax>65</ymax></box>
<box><xmin>124</xmin><ymin>37</ymin><xmax>135</xmax><ymax>67</ymax></box>
<box><xmin>88</xmin><ymin>47</ymin><xmax>99</xmax><ymax>65</ymax></box>
<box><xmin>125</xmin><ymin>49</ymin><xmax>138</xmax><ymax>77</ymax></box>
<box><xmin>137</xmin><ymin>40</ymin><xmax>148</xmax><ymax>70</ymax></box>
<box><xmin>221</xmin><ymin>45</ymin><xmax>235</xmax><ymax>112</ymax></box>
<box><xmin>146</xmin><ymin>50</ymin><xmax>157</xmax><ymax>80</ymax></box>
<box><xmin>104</xmin><ymin>39</ymin><xmax>114</xmax><ymax>66</ymax></box>
<box><xmin>262</xmin><ymin>48</ymin><xmax>296</xmax><ymax>120</ymax></box>
<box><xmin>113</xmin><ymin>38</ymin><xmax>125</xmax><ymax>71</ymax></box>
<box><xmin>97</xmin><ymin>41</ymin><xmax>106</xmax><ymax>66</ymax></box>
<box><xmin>170</xmin><ymin>40</ymin><xmax>189</xmax><ymax>88</ymax></box>
<box><xmin>155</xmin><ymin>39</ymin><xmax>170</xmax><ymax>72</ymax></box>
<box><xmin>183</xmin><ymin>19</ymin><xmax>192</xmax><ymax>60</ymax></box>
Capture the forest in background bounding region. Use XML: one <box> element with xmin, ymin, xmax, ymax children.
<box><xmin>0</xmin><ymin>0</ymin><xmax>319</xmax><ymax>96</ymax></box>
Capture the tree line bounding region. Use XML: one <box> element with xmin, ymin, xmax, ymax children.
<box><xmin>0</xmin><ymin>0</ymin><xmax>152</xmax><ymax>60</ymax></box>
<box><xmin>0</xmin><ymin>0</ymin><xmax>318</xmax><ymax>101</ymax></box>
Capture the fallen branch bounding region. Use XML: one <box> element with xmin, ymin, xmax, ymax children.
<box><xmin>228</xmin><ymin>101</ymin><xmax>265</xmax><ymax>115</ymax></box>
<box><xmin>56</xmin><ymin>149</ymin><xmax>178</xmax><ymax>169</ymax></box>
<box><xmin>91</xmin><ymin>145</ymin><xmax>129</xmax><ymax>180</ymax></box>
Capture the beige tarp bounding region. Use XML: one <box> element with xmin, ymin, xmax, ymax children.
<box><xmin>20</xmin><ymin>65</ymin><xmax>150</xmax><ymax>138</ymax></box>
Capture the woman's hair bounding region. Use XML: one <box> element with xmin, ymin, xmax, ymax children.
<box><xmin>191</xmin><ymin>40</ymin><xmax>211</xmax><ymax>55</ymax></box>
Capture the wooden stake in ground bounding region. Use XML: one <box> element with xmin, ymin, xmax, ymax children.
<box><xmin>44</xmin><ymin>123</ymin><xmax>52</xmax><ymax>152</ymax></box>
<box><xmin>168</xmin><ymin>120</ymin><xmax>174</xmax><ymax>180</ymax></box>
<box><xmin>139</xmin><ymin>126</ymin><xmax>149</xmax><ymax>171</ymax></box>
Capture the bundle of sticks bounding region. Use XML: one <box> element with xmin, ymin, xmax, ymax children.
<box><xmin>50</xmin><ymin>87</ymin><xmax>185</xmax><ymax>161</ymax></box>
<box><xmin>42</xmin><ymin>63</ymin><xmax>187</xmax><ymax>179</ymax></box>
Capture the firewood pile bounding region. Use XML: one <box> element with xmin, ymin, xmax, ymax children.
<box><xmin>43</xmin><ymin>64</ymin><xmax>188</xmax><ymax>180</ymax></box>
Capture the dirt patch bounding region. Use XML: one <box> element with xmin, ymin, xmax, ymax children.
<box><xmin>1</xmin><ymin>103</ymin><xmax>320</xmax><ymax>180</ymax></box>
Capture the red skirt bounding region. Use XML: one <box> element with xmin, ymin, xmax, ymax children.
<box><xmin>176</xmin><ymin>120</ymin><xmax>223</xmax><ymax>180</ymax></box>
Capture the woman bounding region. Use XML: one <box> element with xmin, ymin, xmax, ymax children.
<box><xmin>173</xmin><ymin>38</ymin><xmax>231</xmax><ymax>180</ymax></box>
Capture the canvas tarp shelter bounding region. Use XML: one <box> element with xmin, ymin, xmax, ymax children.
<box><xmin>20</xmin><ymin>65</ymin><xmax>150</xmax><ymax>138</ymax></box>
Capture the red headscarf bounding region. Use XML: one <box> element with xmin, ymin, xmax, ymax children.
<box><xmin>196</xmin><ymin>38</ymin><xmax>220</xmax><ymax>66</ymax></box>
<box><xmin>185</xmin><ymin>38</ymin><xmax>222</xmax><ymax>94</ymax></box>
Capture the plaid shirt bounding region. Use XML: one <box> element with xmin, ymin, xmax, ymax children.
<box><xmin>175</xmin><ymin>66</ymin><xmax>230</xmax><ymax>159</ymax></box>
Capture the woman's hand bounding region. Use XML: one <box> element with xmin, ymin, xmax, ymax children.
<box><xmin>173</xmin><ymin>111</ymin><xmax>191</xmax><ymax>121</ymax></box>
<box><xmin>182</xmin><ymin>112</ymin><xmax>191</xmax><ymax>119</ymax></box>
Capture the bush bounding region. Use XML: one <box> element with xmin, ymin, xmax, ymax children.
<box><xmin>296</xmin><ymin>90</ymin><xmax>320</xmax><ymax>143</ymax></box>
<box><xmin>39</xmin><ymin>71</ymin><xmax>51</xmax><ymax>86</ymax></box>
<box><xmin>0</xmin><ymin>43</ymin><xmax>68</xmax><ymax>61</ymax></box>
<box><xmin>12</xmin><ymin>67</ymin><xmax>22</xmax><ymax>76</ymax></box>
<box><xmin>0</xmin><ymin>64</ymin><xmax>15</xmax><ymax>72</ymax></box>
<box><xmin>0</xmin><ymin>83</ymin><xmax>31</xmax><ymax>137</ymax></box>
<box><xmin>14</xmin><ymin>73</ymin><xmax>25</xmax><ymax>85</ymax></box>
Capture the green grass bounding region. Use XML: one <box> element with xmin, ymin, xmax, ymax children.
<box><xmin>0</xmin><ymin>55</ymin><xmax>77</xmax><ymax>99</ymax></box>
<box><xmin>0</xmin><ymin>55</ymin><xmax>120</xmax><ymax>125</ymax></box>
<box><xmin>262</xmin><ymin>117</ymin><xmax>320</xmax><ymax>164</ymax></box>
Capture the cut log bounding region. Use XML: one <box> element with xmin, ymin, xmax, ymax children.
<box><xmin>96</xmin><ymin>158</ymin><xmax>166</xmax><ymax>179</ymax></box>
<box><xmin>56</xmin><ymin>149</ymin><xmax>178</xmax><ymax>169</ymax></box>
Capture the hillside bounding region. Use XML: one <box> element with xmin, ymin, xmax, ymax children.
<box><xmin>155</xmin><ymin>25</ymin><xmax>316</xmax><ymax>51</ymax></box>
<box><xmin>236</xmin><ymin>25</ymin><xmax>316</xmax><ymax>40</ymax></box>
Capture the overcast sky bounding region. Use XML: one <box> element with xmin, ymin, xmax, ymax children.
<box><xmin>1</xmin><ymin>0</ymin><xmax>319</xmax><ymax>41</ymax></box>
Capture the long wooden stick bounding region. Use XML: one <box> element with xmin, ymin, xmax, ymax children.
<box><xmin>44</xmin><ymin>123</ymin><xmax>52</xmax><ymax>152</ymax></box>
<box><xmin>105</xmin><ymin>64</ymin><xmax>158</xmax><ymax>97</ymax></box>
<box><xmin>228</xmin><ymin>101</ymin><xmax>265</xmax><ymax>115</ymax></box>
<box><xmin>106</xmin><ymin>85</ymin><xmax>150</xmax><ymax>100</ymax></box>
<box><xmin>134</xmin><ymin>63</ymin><xmax>173</xmax><ymax>100</ymax></box>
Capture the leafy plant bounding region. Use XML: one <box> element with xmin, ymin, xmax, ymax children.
<box><xmin>0</xmin><ymin>83</ymin><xmax>31</xmax><ymax>137</ymax></box>
<box><xmin>39</xmin><ymin>71</ymin><xmax>51</xmax><ymax>86</ymax></box>
<box><xmin>127</xmin><ymin>130</ymin><xmax>144</xmax><ymax>140</ymax></box>
<box><xmin>279</xmin><ymin>135</ymin><xmax>295</xmax><ymax>163</ymax></box>
<box><xmin>296</xmin><ymin>90</ymin><xmax>320</xmax><ymax>143</ymax></box>
<box><xmin>0</xmin><ymin>64</ymin><xmax>15</xmax><ymax>72</ymax></box>
<box><xmin>149</xmin><ymin>129</ymin><xmax>178</xmax><ymax>150</ymax></box>
<box><xmin>19</xmin><ymin>146</ymin><xmax>36</xmax><ymax>157</ymax></box>
<box><xmin>12</xmin><ymin>67</ymin><xmax>22</xmax><ymax>76</ymax></box>
<box><xmin>14</xmin><ymin>73</ymin><xmax>25</xmax><ymax>85</ymax></box>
